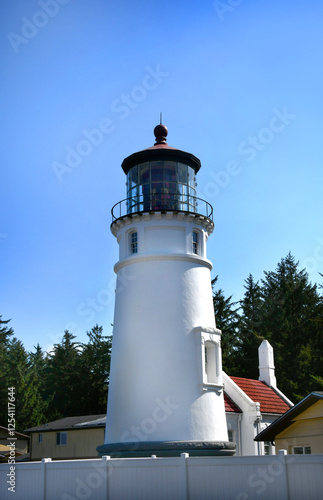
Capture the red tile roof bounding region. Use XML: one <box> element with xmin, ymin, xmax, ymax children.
<box><xmin>224</xmin><ymin>392</ymin><xmax>242</xmax><ymax>413</ymax></box>
<box><xmin>230</xmin><ymin>376</ymin><xmax>291</xmax><ymax>414</ymax></box>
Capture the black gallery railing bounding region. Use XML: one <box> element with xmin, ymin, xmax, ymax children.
<box><xmin>111</xmin><ymin>194</ymin><xmax>213</xmax><ymax>222</ymax></box>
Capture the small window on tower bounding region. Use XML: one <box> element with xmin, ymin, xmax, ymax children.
<box><xmin>192</xmin><ymin>231</ymin><xmax>199</xmax><ymax>254</ymax></box>
<box><xmin>130</xmin><ymin>231</ymin><xmax>138</xmax><ymax>254</ymax></box>
<box><xmin>204</xmin><ymin>341</ymin><xmax>217</xmax><ymax>384</ymax></box>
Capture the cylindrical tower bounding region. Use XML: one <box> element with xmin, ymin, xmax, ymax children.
<box><xmin>97</xmin><ymin>124</ymin><xmax>235</xmax><ymax>457</ymax></box>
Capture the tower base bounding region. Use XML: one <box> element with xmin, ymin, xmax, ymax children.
<box><xmin>97</xmin><ymin>440</ymin><xmax>236</xmax><ymax>458</ymax></box>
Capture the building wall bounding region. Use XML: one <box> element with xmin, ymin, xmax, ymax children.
<box><xmin>225</xmin><ymin>412</ymin><xmax>280</xmax><ymax>456</ymax></box>
<box><xmin>223</xmin><ymin>372</ymin><xmax>260</xmax><ymax>455</ymax></box>
<box><xmin>0</xmin><ymin>429</ymin><xmax>28</xmax><ymax>454</ymax></box>
<box><xmin>225</xmin><ymin>413</ymin><xmax>241</xmax><ymax>455</ymax></box>
<box><xmin>275</xmin><ymin>401</ymin><xmax>323</xmax><ymax>454</ymax></box>
<box><xmin>30</xmin><ymin>428</ymin><xmax>105</xmax><ymax>460</ymax></box>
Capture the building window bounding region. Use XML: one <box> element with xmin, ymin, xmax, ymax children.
<box><xmin>204</xmin><ymin>341</ymin><xmax>217</xmax><ymax>384</ymax></box>
<box><xmin>192</xmin><ymin>231</ymin><xmax>198</xmax><ymax>254</ymax></box>
<box><xmin>130</xmin><ymin>231</ymin><xmax>138</xmax><ymax>254</ymax></box>
<box><xmin>56</xmin><ymin>432</ymin><xmax>67</xmax><ymax>446</ymax></box>
<box><xmin>228</xmin><ymin>430</ymin><xmax>234</xmax><ymax>443</ymax></box>
<box><xmin>264</xmin><ymin>441</ymin><xmax>272</xmax><ymax>455</ymax></box>
<box><xmin>38</xmin><ymin>433</ymin><xmax>43</xmax><ymax>444</ymax></box>
<box><xmin>293</xmin><ymin>446</ymin><xmax>311</xmax><ymax>454</ymax></box>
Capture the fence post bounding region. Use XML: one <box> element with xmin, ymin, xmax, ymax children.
<box><xmin>277</xmin><ymin>449</ymin><xmax>289</xmax><ymax>500</ymax></box>
<box><xmin>101</xmin><ymin>455</ymin><xmax>111</xmax><ymax>500</ymax></box>
<box><xmin>180</xmin><ymin>453</ymin><xmax>189</xmax><ymax>500</ymax></box>
<box><xmin>41</xmin><ymin>458</ymin><xmax>52</xmax><ymax>500</ymax></box>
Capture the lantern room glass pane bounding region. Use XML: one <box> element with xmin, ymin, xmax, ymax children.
<box><xmin>188</xmin><ymin>167</ymin><xmax>195</xmax><ymax>186</ymax></box>
<box><xmin>139</xmin><ymin>163</ymin><xmax>150</xmax><ymax>185</ymax></box>
<box><xmin>126</xmin><ymin>160</ymin><xmax>197</xmax><ymax>214</ymax></box>
<box><xmin>130</xmin><ymin>166</ymin><xmax>138</xmax><ymax>187</ymax></box>
<box><xmin>177</xmin><ymin>163</ymin><xmax>187</xmax><ymax>184</ymax></box>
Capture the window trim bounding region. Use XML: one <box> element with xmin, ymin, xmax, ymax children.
<box><xmin>194</xmin><ymin>326</ymin><xmax>223</xmax><ymax>392</ymax></box>
<box><xmin>204</xmin><ymin>340</ymin><xmax>218</xmax><ymax>384</ymax></box>
<box><xmin>38</xmin><ymin>433</ymin><xmax>43</xmax><ymax>444</ymax></box>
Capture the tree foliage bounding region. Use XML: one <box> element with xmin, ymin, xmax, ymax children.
<box><xmin>0</xmin><ymin>321</ymin><xmax>112</xmax><ymax>430</ymax></box>
<box><xmin>212</xmin><ymin>277</ymin><xmax>240</xmax><ymax>374</ymax></box>
<box><xmin>213</xmin><ymin>253</ymin><xmax>323</xmax><ymax>402</ymax></box>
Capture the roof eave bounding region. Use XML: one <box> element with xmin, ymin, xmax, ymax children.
<box><xmin>254</xmin><ymin>392</ymin><xmax>323</xmax><ymax>442</ymax></box>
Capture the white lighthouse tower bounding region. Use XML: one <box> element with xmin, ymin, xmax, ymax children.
<box><xmin>97</xmin><ymin>124</ymin><xmax>234</xmax><ymax>457</ymax></box>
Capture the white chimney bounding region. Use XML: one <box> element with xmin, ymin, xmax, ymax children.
<box><xmin>258</xmin><ymin>340</ymin><xmax>277</xmax><ymax>388</ymax></box>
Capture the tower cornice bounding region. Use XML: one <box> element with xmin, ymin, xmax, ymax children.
<box><xmin>121</xmin><ymin>147</ymin><xmax>201</xmax><ymax>175</ymax></box>
<box><xmin>111</xmin><ymin>209</ymin><xmax>214</xmax><ymax>237</ymax></box>
<box><xmin>114</xmin><ymin>252</ymin><xmax>213</xmax><ymax>273</ymax></box>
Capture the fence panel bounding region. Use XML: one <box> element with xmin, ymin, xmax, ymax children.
<box><xmin>0</xmin><ymin>453</ymin><xmax>322</xmax><ymax>500</ymax></box>
<box><xmin>187</xmin><ymin>455</ymin><xmax>288</xmax><ymax>500</ymax></box>
<box><xmin>286</xmin><ymin>455</ymin><xmax>323</xmax><ymax>500</ymax></box>
<box><xmin>108</xmin><ymin>456</ymin><xmax>185</xmax><ymax>500</ymax></box>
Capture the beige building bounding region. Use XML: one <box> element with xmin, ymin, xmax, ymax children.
<box><xmin>0</xmin><ymin>426</ymin><xmax>30</xmax><ymax>462</ymax></box>
<box><xmin>255</xmin><ymin>391</ymin><xmax>323</xmax><ymax>454</ymax></box>
<box><xmin>25</xmin><ymin>415</ymin><xmax>105</xmax><ymax>461</ymax></box>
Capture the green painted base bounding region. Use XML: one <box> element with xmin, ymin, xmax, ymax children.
<box><xmin>97</xmin><ymin>440</ymin><xmax>236</xmax><ymax>458</ymax></box>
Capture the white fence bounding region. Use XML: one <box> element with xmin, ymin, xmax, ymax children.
<box><xmin>1</xmin><ymin>450</ymin><xmax>322</xmax><ymax>500</ymax></box>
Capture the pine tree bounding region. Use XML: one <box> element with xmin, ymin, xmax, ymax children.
<box><xmin>45</xmin><ymin>331</ymin><xmax>83</xmax><ymax>418</ymax></box>
<box><xmin>0</xmin><ymin>317</ymin><xmax>15</xmax><ymax>427</ymax></box>
<box><xmin>259</xmin><ymin>252</ymin><xmax>323</xmax><ymax>401</ymax></box>
<box><xmin>235</xmin><ymin>275</ymin><xmax>264</xmax><ymax>379</ymax></box>
<box><xmin>78</xmin><ymin>325</ymin><xmax>112</xmax><ymax>414</ymax></box>
<box><xmin>212</xmin><ymin>277</ymin><xmax>240</xmax><ymax>374</ymax></box>
<box><xmin>0</xmin><ymin>317</ymin><xmax>49</xmax><ymax>429</ymax></box>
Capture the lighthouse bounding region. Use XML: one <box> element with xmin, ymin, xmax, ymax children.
<box><xmin>97</xmin><ymin>124</ymin><xmax>234</xmax><ymax>457</ymax></box>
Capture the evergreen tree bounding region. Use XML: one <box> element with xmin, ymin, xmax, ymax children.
<box><xmin>235</xmin><ymin>275</ymin><xmax>264</xmax><ymax>379</ymax></box>
<box><xmin>78</xmin><ymin>325</ymin><xmax>112</xmax><ymax>414</ymax></box>
<box><xmin>0</xmin><ymin>317</ymin><xmax>48</xmax><ymax>429</ymax></box>
<box><xmin>0</xmin><ymin>316</ymin><xmax>15</xmax><ymax>426</ymax></box>
<box><xmin>27</xmin><ymin>344</ymin><xmax>51</xmax><ymax>426</ymax></box>
<box><xmin>29</xmin><ymin>343</ymin><xmax>47</xmax><ymax>377</ymax></box>
<box><xmin>45</xmin><ymin>331</ymin><xmax>83</xmax><ymax>419</ymax></box>
<box><xmin>259</xmin><ymin>252</ymin><xmax>323</xmax><ymax>401</ymax></box>
<box><xmin>212</xmin><ymin>277</ymin><xmax>240</xmax><ymax>374</ymax></box>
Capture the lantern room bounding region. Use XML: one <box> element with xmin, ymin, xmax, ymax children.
<box><xmin>111</xmin><ymin>123</ymin><xmax>213</xmax><ymax>223</ymax></box>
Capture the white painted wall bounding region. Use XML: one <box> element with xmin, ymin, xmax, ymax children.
<box><xmin>223</xmin><ymin>372</ymin><xmax>261</xmax><ymax>456</ymax></box>
<box><xmin>106</xmin><ymin>212</ymin><xmax>228</xmax><ymax>445</ymax></box>
<box><xmin>259</xmin><ymin>339</ymin><xmax>277</xmax><ymax>388</ymax></box>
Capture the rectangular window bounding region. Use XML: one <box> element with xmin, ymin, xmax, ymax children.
<box><xmin>192</xmin><ymin>231</ymin><xmax>198</xmax><ymax>254</ymax></box>
<box><xmin>293</xmin><ymin>446</ymin><xmax>311</xmax><ymax>454</ymax></box>
<box><xmin>204</xmin><ymin>341</ymin><xmax>218</xmax><ymax>384</ymax></box>
<box><xmin>264</xmin><ymin>441</ymin><xmax>272</xmax><ymax>455</ymax></box>
<box><xmin>38</xmin><ymin>433</ymin><xmax>43</xmax><ymax>444</ymax></box>
<box><xmin>228</xmin><ymin>430</ymin><xmax>234</xmax><ymax>442</ymax></box>
<box><xmin>131</xmin><ymin>232</ymin><xmax>138</xmax><ymax>254</ymax></box>
<box><xmin>56</xmin><ymin>432</ymin><xmax>67</xmax><ymax>446</ymax></box>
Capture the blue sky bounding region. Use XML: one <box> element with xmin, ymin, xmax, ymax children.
<box><xmin>1</xmin><ymin>0</ymin><xmax>323</xmax><ymax>353</ymax></box>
